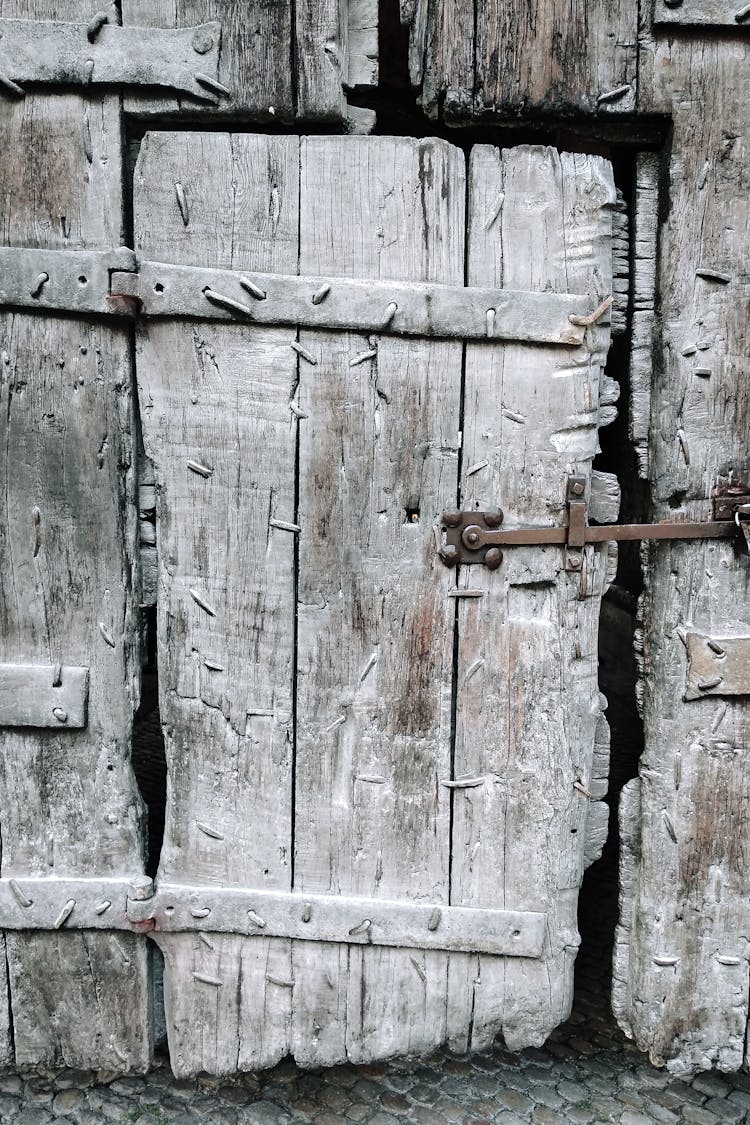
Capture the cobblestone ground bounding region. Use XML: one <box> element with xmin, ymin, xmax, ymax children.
<box><xmin>2</xmin><ymin>869</ymin><xmax>750</xmax><ymax>1125</ymax></box>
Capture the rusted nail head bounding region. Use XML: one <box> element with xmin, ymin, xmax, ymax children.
<box><xmin>192</xmin><ymin>30</ymin><xmax>215</xmax><ymax>53</ymax></box>
<box><xmin>441</xmin><ymin>511</ymin><xmax>462</xmax><ymax>528</ymax></box>
<box><xmin>439</xmin><ymin>545</ymin><xmax>459</xmax><ymax>567</ymax></box>
<box><xmin>484</xmin><ymin>507</ymin><xmax>504</xmax><ymax>528</ymax></box>
<box><xmin>485</xmin><ymin>548</ymin><xmax>503</xmax><ymax>570</ymax></box>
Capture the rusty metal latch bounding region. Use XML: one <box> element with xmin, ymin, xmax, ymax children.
<box><xmin>439</xmin><ymin>478</ymin><xmax>750</xmax><ymax>571</ymax></box>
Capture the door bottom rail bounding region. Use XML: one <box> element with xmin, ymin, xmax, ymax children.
<box><xmin>0</xmin><ymin>877</ymin><xmax>547</xmax><ymax>958</ymax></box>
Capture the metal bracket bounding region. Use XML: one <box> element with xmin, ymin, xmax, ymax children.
<box><xmin>439</xmin><ymin>478</ymin><xmax>750</xmax><ymax>570</ymax></box>
<box><xmin>684</xmin><ymin>633</ymin><xmax>750</xmax><ymax>701</ymax></box>
<box><xmin>654</xmin><ymin>0</ymin><xmax>750</xmax><ymax>27</ymax></box>
<box><xmin>1</xmin><ymin>247</ymin><xmax>612</xmax><ymax>347</ymax></box>
<box><xmin>0</xmin><ymin>247</ymin><xmax>138</xmax><ymax>316</ymax></box>
<box><xmin>0</xmin><ymin>876</ymin><xmax>547</xmax><ymax>959</ymax></box>
<box><xmin>0</xmin><ymin>18</ymin><xmax>226</xmax><ymax>101</ymax></box>
<box><xmin>0</xmin><ymin>664</ymin><xmax>89</xmax><ymax>728</ymax></box>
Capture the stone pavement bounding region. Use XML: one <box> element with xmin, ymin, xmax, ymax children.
<box><xmin>2</xmin><ymin>876</ymin><xmax>749</xmax><ymax>1125</ymax></box>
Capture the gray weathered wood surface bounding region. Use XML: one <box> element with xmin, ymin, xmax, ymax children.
<box><xmin>135</xmin><ymin>131</ymin><xmax>300</xmax><ymax>1076</ymax></box>
<box><xmin>134</xmin><ymin>134</ymin><xmax>615</xmax><ymax>1071</ymax></box>
<box><xmin>613</xmin><ymin>28</ymin><xmax>750</xmax><ymax>1076</ymax></box>
<box><xmin>122</xmin><ymin>0</ymin><xmax>376</xmax><ymax>120</ymax></box>
<box><xmin>401</xmin><ymin>0</ymin><xmax>637</xmax><ymax>119</ymax></box>
<box><xmin>0</xmin><ymin>80</ymin><xmax>150</xmax><ymax>1068</ymax></box>
<box><xmin>448</xmin><ymin>146</ymin><xmax>616</xmax><ymax>1052</ymax></box>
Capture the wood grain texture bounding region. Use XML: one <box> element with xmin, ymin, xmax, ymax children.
<box><xmin>293</xmin><ymin>135</ymin><xmax>464</xmax><ymax>1065</ymax></box>
<box><xmin>0</xmin><ymin>87</ymin><xmax>150</xmax><ymax>1070</ymax></box>
<box><xmin>449</xmin><ymin>146</ymin><xmax>616</xmax><ymax>1052</ymax></box>
<box><xmin>134</xmin><ymin>132</ymin><xmax>300</xmax><ymax>1076</ymax></box>
<box><xmin>614</xmin><ymin>36</ymin><xmax>750</xmax><ymax>1076</ymax></box>
<box><xmin>122</xmin><ymin>0</ymin><xmax>364</xmax><ymax>121</ymax></box>
<box><xmin>402</xmin><ymin>0</ymin><xmax>637</xmax><ymax>120</ymax></box>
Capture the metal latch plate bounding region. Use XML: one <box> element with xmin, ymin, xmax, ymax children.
<box><xmin>654</xmin><ymin>0</ymin><xmax>750</xmax><ymax>26</ymax></box>
<box><xmin>684</xmin><ymin>634</ymin><xmax>750</xmax><ymax>701</ymax></box>
<box><xmin>0</xmin><ymin>19</ymin><xmax>224</xmax><ymax>100</ymax></box>
<box><xmin>0</xmin><ymin>247</ymin><xmax>137</xmax><ymax>316</ymax></box>
<box><xmin>0</xmin><ymin>664</ymin><xmax>89</xmax><ymax>728</ymax></box>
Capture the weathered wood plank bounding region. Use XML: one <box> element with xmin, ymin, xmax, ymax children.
<box><xmin>449</xmin><ymin>146</ymin><xmax>616</xmax><ymax>1051</ymax></box>
<box><xmin>0</xmin><ymin>80</ymin><xmax>151</xmax><ymax>1069</ymax></box>
<box><xmin>402</xmin><ymin>0</ymin><xmax>637</xmax><ymax>120</ymax></box>
<box><xmin>134</xmin><ymin>132</ymin><xmax>300</xmax><ymax>1076</ymax></box>
<box><xmin>629</xmin><ymin>153</ymin><xmax>660</xmax><ymax>480</ymax></box>
<box><xmin>293</xmin><ymin>135</ymin><xmax>464</xmax><ymax>1065</ymax></box>
<box><xmin>615</xmin><ymin>37</ymin><xmax>750</xmax><ymax>1075</ymax></box>
<box><xmin>122</xmin><ymin>0</ymin><xmax>361</xmax><ymax>121</ymax></box>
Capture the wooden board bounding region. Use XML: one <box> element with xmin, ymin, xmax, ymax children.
<box><xmin>292</xmin><ymin>135</ymin><xmax>464</xmax><ymax>1065</ymax></box>
<box><xmin>122</xmin><ymin>0</ymin><xmax>376</xmax><ymax>121</ymax></box>
<box><xmin>402</xmin><ymin>0</ymin><xmax>637</xmax><ymax>120</ymax></box>
<box><xmin>0</xmin><ymin>87</ymin><xmax>150</xmax><ymax>1069</ymax></box>
<box><xmin>447</xmin><ymin>146</ymin><xmax>616</xmax><ymax>1052</ymax></box>
<box><xmin>135</xmin><ymin>134</ymin><xmax>616</xmax><ymax>1072</ymax></box>
<box><xmin>613</xmin><ymin>36</ymin><xmax>750</xmax><ymax>1076</ymax></box>
<box><xmin>134</xmin><ymin>132</ymin><xmax>300</xmax><ymax>1076</ymax></box>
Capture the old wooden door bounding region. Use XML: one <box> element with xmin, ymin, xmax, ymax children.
<box><xmin>131</xmin><ymin>133</ymin><xmax>619</xmax><ymax>1074</ymax></box>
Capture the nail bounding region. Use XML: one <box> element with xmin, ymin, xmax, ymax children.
<box><xmin>239</xmin><ymin>276</ymin><xmax>267</xmax><ymax>301</ymax></box>
<box><xmin>569</xmin><ymin>295</ymin><xmax>613</xmax><ymax>327</ymax></box>
<box><xmin>203</xmin><ymin>288</ymin><xmax>253</xmax><ymax>317</ymax></box>
<box><xmin>189</xmin><ymin>588</ymin><xmax>216</xmax><ymax>616</ymax></box>
<box><xmin>247</xmin><ymin>909</ymin><xmax>266</xmax><ymax>928</ymax></box>
<box><xmin>98</xmin><ymin>621</ymin><xmax>116</xmax><ymax>648</ymax></box>
<box><xmin>466</xmin><ymin>459</ymin><xmax>488</xmax><ymax>476</ymax></box>
<box><xmin>54</xmin><ymin>899</ymin><xmax>76</xmax><ymax>929</ymax></box>
<box><xmin>29</xmin><ymin>273</ymin><xmax>49</xmax><ymax>299</ymax></box>
<box><xmin>290</xmin><ymin>341</ymin><xmax>317</xmax><ymax>366</ymax></box>
<box><xmin>0</xmin><ymin>72</ymin><xmax>25</xmax><ymax>97</ymax></box>
<box><xmin>359</xmin><ymin>653</ymin><xmax>378</xmax><ymax>682</ymax></box>
<box><xmin>312</xmin><ymin>284</ymin><xmax>331</xmax><ymax>305</ymax></box>
<box><xmin>350</xmin><ymin>349</ymin><xmax>377</xmax><ymax>367</ymax></box>
<box><xmin>597</xmin><ymin>85</ymin><xmax>631</xmax><ymax>104</ymax></box>
<box><xmin>696</xmin><ymin>268</ymin><xmax>730</xmax><ymax>284</ymax></box>
<box><xmin>82</xmin><ymin>114</ymin><xmax>93</xmax><ymax>163</ymax></box>
<box><xmin>447</xmin><ymin>589</ymin><xmax>484</xmax><ymax>598</ymax></box>
<box><xmin>187</xmin><ymin>459</ymin><xmax>212</xmax><ymax>477</ymax></box>
<box><xmin>486</xmin><ymin>308</ymin><xmax>496</xmax><ymax>338</ymax></box>
<box><xmin>269</xmin><ymin>518</ymin><xmax>301</xmax><ymax>533</ymax></box>
<box><xmin>194</xmin><ymin>73</ymin><xmax>231</xmax><ymax>98</ymax></box>
<box><xmin>196</xmin><ymin>821</ymin><xmax>223</xmax><ymax>839</ymax></box>
<box><xmin>86</xmin><ymin>11</ymin><xmax>109</xmax><ymax>41</ymax></box>
<box><xmin>410</xmin><ymin>956</ymin><xmax>427</xmax><ymax>983</ymax></box>
<box><xmin>441</xmin><ymin>777</ymin><xmax>484</xmax><ymax>789</ymax></box>
<box><xmin>348</xmin><ymin>919</ymin><xmax>372</xmax><ymax>937</ymax></box>
<box><xmin>203</xmin><ymin>659</ymin><xmax>224</xmax><ymax>672</ymax></box>
<box><xmin>677</xmin><ymin>428</ymin><xmax>690</xmax><ymax>466</ymax></box>
<box><xmin>175</xmin><ymin>182</ymin><xmax>190</xmax><ymax>226</ymax></box>
<box><xmin>190</xmin><ymin>906</ymin><xmax>211</xmax><ymax>919</ymax></box>
<box><xmin>52</xmin><ymin>707</ymin><xmax>68</xmax><ymax>724</ymax></box>
<box><xmin>663</xmin><ymin>810</ymin><xmax>677</xmax><ymax>843</ymax></box>
<box><xmin>698</xmin><ymin>674</ymin><xmax>723</xmax><ymax>690</ymax></box>
<box><xmin>8</xmin><ymin>880</ymin><xmax>32</xmax><ymax>908</ymax></box>
<box><xmin>193</xmin><ymin>972</ymin><xmax>223</xmax><ymax>986</ymax></box>
<box><xmin>427</xmin><ymin>908</ymin><xmax>441</xmax><ymax>931</ymax></box>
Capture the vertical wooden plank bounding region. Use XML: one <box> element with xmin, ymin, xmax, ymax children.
<box><xmin>402</xmin><ymin>0</ymin><xmax>637</xmax><ymax>120</ymax></box>
<box><xmin>292</xmin><ymin>136</ymin><xmax>465</xmax><ymax>1064</ymax></box>
<box><xmin>133</xmin><ymin>132</ymin><xmax>300</xmax><ymax>1076</ymax></box>
<box><xmin>0</xmin><ymin>90</ymin><xmax>151</xmax><ymax>1068</ymax></box>
<box><xmin>121</xmin><ymin>0</ymin><xmax>294</xmax><ymax>120</ymax></box>
<box><xmin>448</xmin><ymin>146</ymin><xmax>616</xmax><ymax>1051</ymax></box>
<box><xmin>614</xmin><ymin>38</ymin><xmax>750</xmax><ymax>1076</ymax></box>
<box><xmin>122</xmin><ymin>0</ymin><xmax>359</xmax><ymax>122</ymax></box>
<box><xmin>475</xmin><ymin>0</ymin><xmax>637</xmax><ymax>116</ymax></box>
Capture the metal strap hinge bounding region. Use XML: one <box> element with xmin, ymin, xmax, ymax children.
<box><xmin>439</xmin><ymin>477</ymin><xmax>750</xmax><ymax>571</ymax></box>
<box><xmin>0</xmin><ymin>876</ymin><xmax>546</xmax><ymax>959</ymax></box>
<box><xmin>0</xmin><ymin>18</ymin><xmax>227</xmax><ymax>101</ymax></box>
<box><xmin>3</xmin><ymin>247</ymin><xmax>613</xmax><ymax>346</ymax></box>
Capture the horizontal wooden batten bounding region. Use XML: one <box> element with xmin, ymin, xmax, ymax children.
<box><xmin>0</xmin><ymin>665</ymin><xmax>89</xmax><ymax>728</ymax></box>
<box><xmin>0</xmin><ymin>878</ymin><xmax>547</xmax><ymax>958</ymax></box>
<box><xmin>0</xmin><ymin>19</ymin><xmax>224</xmax><ymax>99</ymax></box>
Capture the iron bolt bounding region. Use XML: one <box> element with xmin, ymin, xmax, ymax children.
<box><xmin>442</xmin><ymin>511</ymin><xmax>462</xmax><ymax>528</ymax></box>
<box><xmin>568</xmin><ymin>553</ymin><xmax>582</xmax><ymax>569</ymax></box>
<box><xmin>192</xmin><ymin>30</ymin><xmax>215</xmax><ymax>54</ymax></box>
<box><xmin>485</xmin><ymin>548</ymin><xmax>503</xmax><ymax>570</ymax></box>
<box><xmin>439</xmin><ymin>545</ymin><xmax>459</xmax><ymax>567</ymax></box>
<box><xmin>484</xmin><ymin>507</ymin><xmax>504</xmax><ymax>528</ymax></box>
<box><xmin>464</xmin><ymin>527</ymin><xmax>482</xmax><ymax>548</ymax></box>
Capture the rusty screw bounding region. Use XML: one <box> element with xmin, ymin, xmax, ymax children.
<box><xmin>442</xmin><ymin>511</ymin><xmax>462</xmax><ymax>528</ymax></box>
<box><xmin>484</xmin><ymin>507</ymin><xmax>504</xmax><ymax>528</ymax></box>
<box><xmin>485</xmin><ymin>548</ymin><xmax>503</xmax><ymax>570</ymax></box>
